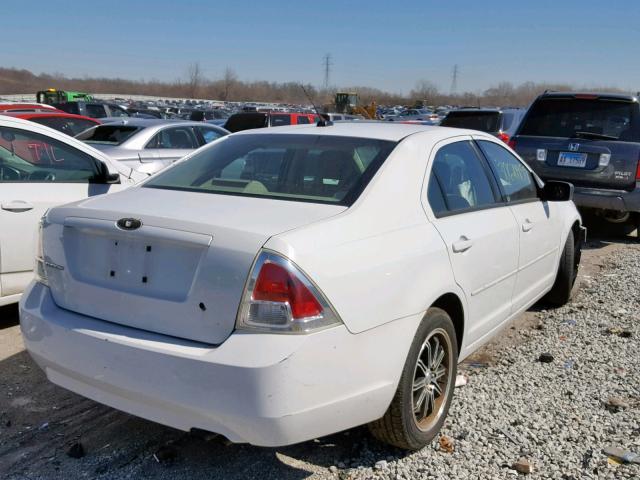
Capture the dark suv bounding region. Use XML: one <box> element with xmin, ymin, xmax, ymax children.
<box><xmin>54</xmin><ymin>101</ymin><xmax>129</xmax><ymax>120</ymax></box>
<box><xmin>440</xmin><ymin>108</ymin><xmax>525</xmax><ymax>143</ymax></box>
<box><xmin>511</xmin><ymin>92</ymin><xmax>640</xmax><ymax>233</ymax></box>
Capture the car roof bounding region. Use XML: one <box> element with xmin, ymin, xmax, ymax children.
<box><xmin>231</xmin><ymin>122</ymin><xmax>480</xmax><ymax>142</ymax></box>
<box><xmin>0</xmin><ymin>111</ymin><xmax>99</xmax><ymax>121</ymax></box>
<box><xmin>539</xmin><ymin>91</ymin><xmax>638</xmax><ymax>102</ymax></box>
<box><xmin>96</xmin><ymin>118</ymin><xmax>208</xmax><ymax>127</ymax></box>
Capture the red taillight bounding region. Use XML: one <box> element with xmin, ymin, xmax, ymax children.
<box><xmin>636</xmin><ymin>158</ymin><xmax>640</xmax><ymax>180</ymax></box>
<box><xmin>253</xmin><ymin>261</ymin><xmax>323</xmax><ymax>319</ymax></box>
<box><xmin>498</xmin><ymin>132</ymin><xmax>510</xmax><ymax>144</ymax></box>
<box><xmin>508</xmin><ymin>138</ymin><xmax>517</xmax><ymax>149</ymax></box>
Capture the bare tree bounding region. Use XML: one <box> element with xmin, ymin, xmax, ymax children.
<box><xmin>222</xmin><ymin>68</ymin><xmax>238</xmax><ymax>101</ymax></box>
<box><xmin>186</xmin><ymin>62</ymin><xmax>202</xmax><ymax>99</ymax></box>
<box><xmin>409</xmin><ymin>80</ymin><xmax>440</xmax><ymax>105</ymax></box>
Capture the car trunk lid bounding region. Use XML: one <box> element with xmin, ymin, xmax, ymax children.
<box><xmin>43</xmin><ymin>187</ymin><xmax>346</xmax><ymax>344</ymax></box>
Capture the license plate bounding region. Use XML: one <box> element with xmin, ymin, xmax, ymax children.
<box><xmin>557</xmin><ymin>151</ymin><xmax>587</xmax><ymax>168</ymax></box>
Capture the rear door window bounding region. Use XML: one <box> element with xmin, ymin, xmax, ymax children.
<box><xmin>477</xmin><ymin>140</ymin><xmax>538</xmax><ymax>202</ymax></box>
<box><xmin>519</xmin><ymin>98</ymin><xmax>640</xmax><ymax>141</ymax></box>
<box><xmin>428</xmin><ymin>141</ymin><xmax>497</xmax><ymax>215</ymax></box>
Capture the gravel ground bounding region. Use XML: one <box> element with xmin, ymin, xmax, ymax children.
<box><xmin>0</xmin><ymin>233</ymin><xmax>638</xmax><ymax>479</ymax></box>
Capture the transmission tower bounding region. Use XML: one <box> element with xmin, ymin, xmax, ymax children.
<box><xmin>322</xmin><ymin>54</ymin><xmax>333</xmax><ymax>90</ymax></box>
<box><xmin>450</xmin><ymin>64</ymin><xmax>459</xmax><ymax>94</ymax></box>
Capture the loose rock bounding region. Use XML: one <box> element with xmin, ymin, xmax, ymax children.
<box><xmin>66</xmin><ymin>442</ymin><xmax>85</xmax><ymax>459</ymax></box>
<box><xmin>512</xmin><ymin>458</ymin><xmax>534</xmax><ymax>474</ymax></box>
<box><xmin>538</xmin><ymin>352</ymin><xmax>554</xmax><ymax>363</ymax></box>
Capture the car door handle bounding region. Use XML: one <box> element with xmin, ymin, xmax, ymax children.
<box><xmin>1</xmin><ymin>200</ymin><xmax>34</xmax><ymax>212</ymax></box>
<box><xmin>522</xmin><ymin>219</ymin><xmax>534</xmax><ymax>232</ymax></box>
<box><xmin>452</xmin><ymin>236</ymin><xmax>473</xmax><ymax>253</ymax></box>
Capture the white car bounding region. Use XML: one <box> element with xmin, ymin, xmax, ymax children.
<box><xmin>20</xmin><ymin>123</ymin><xmax>583</xmax><ymax>449</ymax></box>
<box><xmin>0</xmin><ymin>116</ymin><xmax>146</xmax><ymax>306</ymax></box>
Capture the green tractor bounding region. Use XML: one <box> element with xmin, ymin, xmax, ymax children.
<box><xmin>36</xmin><ymin>88</ymin><xmax>94</xmax><ymax>105</ymax></box>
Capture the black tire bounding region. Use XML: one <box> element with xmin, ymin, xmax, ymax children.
<box><xmin>368</xmin><ymin>307</ymin><xmax>458</xmax><ymax>450</ymax></box>
<box><xmin>544</xmin><ymin>229</ymin><xmax>579</xmax><ymax>306</ymax></box>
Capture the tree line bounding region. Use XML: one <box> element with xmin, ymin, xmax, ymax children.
<box><xmin>0</xmin><ymin>65</ymin><xmax>630</xmax><ymax>107</ymax></box>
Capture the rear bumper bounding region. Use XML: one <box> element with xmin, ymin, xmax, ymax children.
<box><xmin>19</xmin><ymin>282</ymin><xmax>420</xmax><ymax>446</ymax></box>
<box><xmin>573</xmin><ymin>182</ymin><xmax>640</xmax><ymax>213</ymax></box>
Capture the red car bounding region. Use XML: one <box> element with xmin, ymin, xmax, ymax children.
<box><xmin>0</xmin><ymin>103</ymin><xmax>61</xmax><ymax>113</ymax></box>
<box><xmin>224</xmin><ymin>112</ymin><xmax>320</xmax><ymax>132</ymax></box>
<box><xmin>0</xmin><ymin>111</ymin><xmax>100</xmax><ymax>137</ymax></box>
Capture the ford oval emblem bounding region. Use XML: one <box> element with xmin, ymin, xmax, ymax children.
<box><xmin>117</xmin><ymin>218</ymin><xmax>142</xmax><ymax>230</ymax></box>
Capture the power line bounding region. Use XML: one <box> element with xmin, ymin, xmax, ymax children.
<box><xmin>322</xmin><ymin>54</ymin><xmax>333</xmax><ymax>90</ymax></box>
<box><xmin>450</xmin><ymin>64</ymin><xmax>459</xmax><ymax>94</ymax></box>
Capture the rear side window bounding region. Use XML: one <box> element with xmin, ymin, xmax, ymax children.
<box><xmin>196</xmin><ymin>126</ymin><xmax>225</xmax><ymax>144</ymax></box>
<box><xmin>108</xmin><ymin>105</ymin><xmax>128</xmax><ymax>117</ymax></box>
<box><xmin>76</xmin><ymin>125</ymin><xmax>140</xmax><ymax>145</ymax></box>
<box><xmin>271</xmin><ymin>115</ymin><xmax>291</xmax><ymax>127</ymax></box>
<box><xmin>147</xmin><ymin>127</ymin><xmax>198</xmax><ymax>149</ymax></box>
<box><xmin>85</xmin><ymin>104</ymin><xmax>107</xmax><ymax>118</ymax></box>
<box><xmin>441</xmin><ymin>112</ymin><xmax>501</xmax><ymax>133</ymax></box>
<box><xmin>501</xmin><ymin>112</ymin><xmax>514</xmax><ymax>131</ymax></box>
<box><xmin>144</xmin><ymin>134</ymin><xmax>397</xmax><ymax>205</ymax></box>
<box><xmin>477</xmin><ymin>140</ymin><xmax>538</xmax><ymax>202</ymax></box>
<box><xmin>519</xmin><ymin>98</ymin><xmax>640</xmax><ymax>141</ymax></box>
<box><xmin>428</xmin><ymin>141</ymin><xmax>497</xmax><ymax>214</ymax></box>
<box><xmin>427</xmin><ymin>175</ymin><xmax>447</xmax><ymax>216</ymax></box>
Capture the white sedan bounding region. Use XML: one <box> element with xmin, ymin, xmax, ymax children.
<box><xmin>20</xmin><ymin>123</ymin><xmax>584</xmax><ymax>449</ymax></box>
<box><xmin>0</xmin><ymin>116</ymin><xmax>146</xmax><ymax>306</ymax></box>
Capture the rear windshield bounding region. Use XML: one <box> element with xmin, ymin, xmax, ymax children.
<box><xmin>441</xmin><ymin>111</ymin><xmax>501</xmax><ymax>133</ymax></box>
<box><xmin>144</xmin><ymin>134</ymin><xmax>397</xmax><ymax>205</ymax></box>
<box><xmin>31</xmin><ymin>116</ymin><xmax>97</xmax><ymax>136</ymax></box>
<box><xmin>519</xmin><ymin>98</ymin><xmax>640</xmax><ymax>141</ymax></box>
<box><xmin>224</xmin><ymin>114</ymin><xmax>268</xmax><ymax>133</ymax></box>
<box><xmin>76</xmin><ymin>125</ymin><xmax>141</xmax><ymax>145</ymax></box>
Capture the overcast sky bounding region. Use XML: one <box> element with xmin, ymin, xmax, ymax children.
<box><xmin>2</xmin><ymin>0</ymin><xmax>638</xmax><ymax>94</ymax></box>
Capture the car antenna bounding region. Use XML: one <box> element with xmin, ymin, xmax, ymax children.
<box><xmin>300</xmin><ymin>84</ymin><xmax>332</xmax><ymax>127</ymax></box>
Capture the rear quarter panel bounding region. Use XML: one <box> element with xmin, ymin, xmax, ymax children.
<box><xmin>265</xmin><ymin>134</ymin><xmax>465</xmax><ymax>336</ymax></box>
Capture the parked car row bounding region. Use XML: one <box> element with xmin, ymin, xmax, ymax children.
<box><xmin>76</xmin><ymin>119</ymin><xmax>229</xmax><ymax>174</ymax></box>
<box><xmin>4</xmin><ymin>89</ymin><xmax>639</xmax><ymax>454</ymax></box>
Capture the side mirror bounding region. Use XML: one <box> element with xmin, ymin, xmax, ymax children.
<box><xmin>540</xmin><ymin>180</ymin><xmax>573</xmax><ymax>202</ymax></box>
<box><xmin>97</xmin><ymin>161</ymin><xmax>121</xmax><ymax>184</ymax></box>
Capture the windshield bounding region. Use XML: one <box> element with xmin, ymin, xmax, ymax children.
<box><xmin>441</xmin><ymin>111</ymin><xmax>501</xmax><ymax>132</ymax></box>
<box><xmin>144</xmin><ymin>134</ymin><xmax>397</xmax><ymax>205</ymax></box>
<box><xmin>31</xmin><ymin>116</ymin><xmax>98</xmax><ymax>136</ymax></box>
<box><xmin>76</xmin><ymin>125</ymin><xmax>141</xmax><ymax>145</ymax></box>
<box><xmin>519</xmin><ymin>98</ymin><xmax>640</xmax><ymax>141</ymax></box>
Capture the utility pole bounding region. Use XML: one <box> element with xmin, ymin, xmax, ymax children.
<box><xmin>322</xmin><ymin>53</ymin><xmax>333</xmax><ymax>90</ymax></box>
<box><xmin>450</xmin><ymin>64</ymin><xmax>459</xmax><ymax>94</ymax></box>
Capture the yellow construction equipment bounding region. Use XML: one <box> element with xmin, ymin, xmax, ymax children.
<box><xmin>329</xmin><ymin>92</ymin><xmax>378</xmax><ymax>119</ymax></box>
